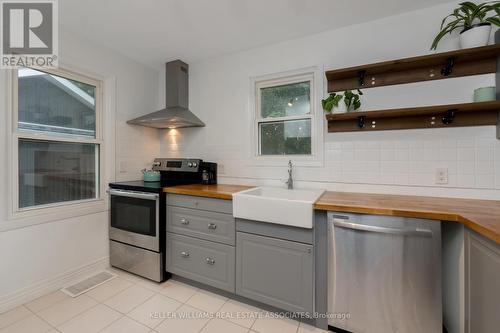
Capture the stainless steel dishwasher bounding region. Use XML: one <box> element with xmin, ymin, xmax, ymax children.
<box><xmin>327</xmin><ymin>211</ymin><xmax>442</xmax><ymax>333</ymax></box>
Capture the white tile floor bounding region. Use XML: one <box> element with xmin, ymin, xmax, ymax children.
<box><xmin>0</xmin><ymin>268</ymin><xmax>329</xmax><ymax>333</ymax></box>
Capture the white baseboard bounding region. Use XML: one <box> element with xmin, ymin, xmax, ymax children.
<box><xmin>0</xmin><ymin>256</ymin><xmax>109</xmax><ymax>313</ymax></box>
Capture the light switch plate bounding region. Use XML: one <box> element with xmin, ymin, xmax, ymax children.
<box><xmin>218</xmin><ymin>163</ymin><xmax>225</xmax><ymax>174</ymax></box>
<box><xmin>119</xmin><ymin>161</ymin><xmax>128</xmax><ymax>173</ymax></box>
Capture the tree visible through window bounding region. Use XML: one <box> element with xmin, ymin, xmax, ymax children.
<box><xmin>257</xmin><ymin>77</ymin><xmax>313</xmax><ymax>156</ymax></box>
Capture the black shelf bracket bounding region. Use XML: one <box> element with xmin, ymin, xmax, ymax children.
<box><xmin>357</xmin><ymin>116</ymin><xmax>366</xmax><ymax>129</ymax></box>
<box><xmin>442</xmin><ymin>109</ymin><xmax>456</xmax><ymax>125</ymax></box>
<box><xmin>441</xmin><ymin>57</ymin><xmax>456</xmax><ymax>76</ymax></box>
<box><xmin>358</xmin><ymin>70</ymin><xmax>366</xmax><ymax>86</ymax></box>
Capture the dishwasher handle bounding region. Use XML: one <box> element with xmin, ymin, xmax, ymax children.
<box><xmin>332</xmin><ymin>218</ymin><xmax>433</xmax><ymax>237</ymax></box>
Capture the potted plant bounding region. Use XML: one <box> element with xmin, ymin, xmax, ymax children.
<box><xmin>431</xmin><ymin>1</ymin><xmax>500</xmax><ymax>50</ymax></box>
<box><xmin>321</xmin><ymin>92</ymin><xmax>343</xmax><ymax>113</ymax></box>
<box><xmin>322</xmin><ymin>90</ymin><xmax>363</xmax><ymax>114</ymax></box>
<box><xmin>343</xmin><ymin>90</ymin><xmax>363</xmax><ymax>112</ymax></box>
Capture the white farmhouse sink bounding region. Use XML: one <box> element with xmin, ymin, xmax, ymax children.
<box><xmin>232</xmin><ymin>187</ymin><xmax>325</xmax><ymax>229</ymax></box>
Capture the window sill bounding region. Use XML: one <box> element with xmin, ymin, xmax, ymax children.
<box><xmin>1</xmin><ymin>199</ymin><xmax>108</xmax><ymax>232</ymax></box>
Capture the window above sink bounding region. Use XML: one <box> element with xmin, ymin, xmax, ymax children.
<box><xmin>249</xmin><ymin>67</ymin><xmax>324</xmax><ymax>167</ymax></box>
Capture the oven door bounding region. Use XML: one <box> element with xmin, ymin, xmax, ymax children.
<box><xmin>109</xmin><ymin>189</ymin><xmax>160</xmax><ymax>252</ymax></box>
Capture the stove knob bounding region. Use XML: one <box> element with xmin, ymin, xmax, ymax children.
<box><xmin>188</xmin><ymin>162</ymin><xmax>193</xmax><ymax>167</ymax></box>
<box><xmin>153</xmin><ymin>161</ymin><xmax>161</xmax><ymax>167</ymax></box>
<box><xmin>192</xmin><ymin>162</ymin><xmax>198</xmax><ymax>168</ymax></box>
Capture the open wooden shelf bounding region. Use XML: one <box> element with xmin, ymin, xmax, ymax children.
<box><xmin>326</xmin><ymin>44</ymin><xmax>500</xmax><ymax>92</ymax></box>
<box><xmin>325</xmin><ymin>101</ymin><xmax>500</xmax><ymax>135</ymax></box>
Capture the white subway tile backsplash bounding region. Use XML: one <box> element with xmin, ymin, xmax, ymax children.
<box><xmin>326</xmin><ymin>150</ymin><xmax>342</xmax><ymax>162</ymax></box>
<box><xmin>495</xmin><ymin>167</ymin><xmax>500</xmax><ymax>189</ymax></box>
<box><xmin>475</xmin><ymin>138</ymin><xmax>495</xmax><ymax>148</ymax></box>
<box><xmin>355</xmin><ymin>149</ymin><xmax>380</xmax><ymax>161</ymax></box>
<box><xmin>409</xmin><ymin>173</ymin><xmax>433</xmax><ymax>186</ymax></box>
<box><xmin>409</xmin><ymin>148</ymin><xmax>424</xmax><ymax>161</ymax></box>
<box><xmin>380</xmin><ymin>149</ymin><xmax>395</xmax><ymax>161</ymax></box>
<box><xmin>341</xmin><ymin>142</ymin><xmax>354</xmax><ymax>150</ymax></box>
<box><xmin>440</xmin><ymin>139</ymin><xmax>457</xmax><ymax>148</ymax></box>
<box><xmin>393</xmin><ymin>173</ymin><xmax>409</xmax><ymax>185</ymax></box>
<box><xmin>340</xmin><ymin>150</ymin><xmax>355</xmax><ymax>161</ymax></box>
<box><xmin>409</xmin><ymin>141</ymin><xmax>424</xmax><ymax>149</ymax></box>
<box><xmin>423</xmin><ymin>141</ymin><xmax>437</xmax><ymax>149</ymax></box>
<box><xmin>476</xmin><ymin>147</ymin><xmax>494</xmax><ymax>161</ymax></box>
<box><xmin>458</xmin><ymin>148</ymin><xmax>475</xmax><ymax>161</ymax></box>
<box><xmin>439</xmin><ymin>148</ymin><xmax>457</xmax><ymax>161</ymax></box>
<box><xmin>378</xmin><ymin>174</ymin><xmax>396</xmax><ymax>185</ymax></box>
<box><xmin>395</xmin><ymin>141</ymin><xmax>409</xmax><ymax>149</ymax></box>
<box><xmin>476</xmin><ymin>174</ymin><xmax>495</xmax><ymax>189</ymax></box>
<box><xmin>212</xmin><ymin>128</ymin><xmax>499</xmax><ymax>192</ymax></box>
<box><xmin>457</xmin><ymin>174</ymin><xmax>475</xmax><ymax>188</ymax></box>
<box><xmin>325</xmin><ymin>142</ymin><xmax>341</xmax><ymax>150</ymax></box>
<box><xmin>458</xmin><ymin>161</ymin><xmax>475</xmax><ymax>174</ymax></box>
<box><xmin>380</xmin><ymin>161</ymin><xmax>410</xmax><ymax>174</ymax></box>
<box><xmin>423</xmin><ymin>149</ymin><xmax>439</xmax><ymax>161</ymax></box>
<box><xmin>457</xmin><ymin>139</ymin><xmax>475</xmax><ymax>148</ymax></box>
<box><xmin>409</xmin><ymin>161</ymin><xmax>434</xmax><ymax>174</ymax></box>
<box><xmin>395</xmin><ymin>149</ymin><xmax>410</xmax><ymax>161</ymax></box>
<box><xmin>379</xmin><ymin>141</ymin><xmax>395</xmax><ymax>149</ymax></box>
<box><xmin>476</xmin><ymin>160</ymin><xmax>495</xmax><ymax>175</ymax></box>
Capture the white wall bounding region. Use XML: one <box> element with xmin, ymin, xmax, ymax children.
<box><xmin>0</xmin><ymin>29</ymin><xmax>160</xmax><ymax>311</ymax></box>
<box><xmin>160</xmin><ymin>1</ymin><xmax>500</xmax><ymax>200</ymax></box>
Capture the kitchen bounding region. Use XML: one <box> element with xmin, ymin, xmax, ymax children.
<box><xmin>0</xmin><ymin>1</ymin><xmax>499</xmax><ymax>333</ymax></box>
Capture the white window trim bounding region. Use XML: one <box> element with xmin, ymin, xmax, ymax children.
<box><xmin>3</xmin><ymin>65</ymin><xmax>115</xmax><ymax>231</ymax></box>
<box><xmin>248</xmin><ymin>66</ymin><xmax>324</xmax><ymax>167</ymax></box>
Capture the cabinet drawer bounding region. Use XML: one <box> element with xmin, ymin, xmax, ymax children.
<box><xmin>166</xmin><ymin>233</ymin><xmax>235</xmax><ymax>292</ymax></box>
<box><xmin>167</xmin><ymin>194</ymin><xmax>232</xmax><ymax>214</ymax></box>
<box><xmin>236</xmin><ymin>232</ymin><xmax>313</xmax><ymax>313</ymax></box>
<box><xmin>167</xmin><ymin>206</ymin><xmax>235</xmax><ymax>245</ymax></box>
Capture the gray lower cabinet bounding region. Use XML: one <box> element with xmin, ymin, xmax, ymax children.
<box><xmin>236</xmin><ymin>231</ymin><xmax>314</xmax><ymax>313</ymax></box>
<box><xmin>167</xmin><ymin>194</ymin><xmax>233</xmax><ymax>214</ymax></box>
<box><xmin>166</xmin><ymin>233</ymin><xmax>235</xmax><ymax>292</ymax></box>
<box><xmin>465</xmin><ymin>230</ymin><xmax>500</xmax><ymax>333</ymax></box>
<box><xmin>166</xmin><ymin>194</ymin><xmax>236</xmax><ymax>292</ymax></box>
<box><xmin>167</xmin><ymin>206</ymin><xmax>235</xmax><ymax>245</ymax></box>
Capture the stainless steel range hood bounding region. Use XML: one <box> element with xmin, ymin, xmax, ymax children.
<box><xmin>127</xmin><ymin>60</ymin><xmax>205</xmax><ymax>129</ymax></box>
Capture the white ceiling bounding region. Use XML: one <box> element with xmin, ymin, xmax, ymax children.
<box><xmin>60</xmin><ymin>0</ymin><xmax>451</xmax><ymax>68</ymax></box>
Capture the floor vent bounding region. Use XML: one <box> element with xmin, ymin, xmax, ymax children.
<box><xmin>61</xmin><ymin>271</ymin><xmax>116</xmax><ymax>297</ymax></box>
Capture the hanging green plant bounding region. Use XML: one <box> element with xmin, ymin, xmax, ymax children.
<box><xmin>321</xmin><ymin>92</ymin><xmax>343</xmax><ymax>113</ymax></box>
<box><xmin>343</xmin><ymin>89</ymin><xmax>363</xmax><ymax>112</ymax></box>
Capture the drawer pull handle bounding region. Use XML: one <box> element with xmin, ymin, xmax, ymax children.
<box><xmin>205</xmin><ymin>257</ymin><xmax>215</xmax><ymax>265</ymax></box>
<box><xmin>180</xmin><ymin>251</ymin><xmax>190</xmax><ymax>258</ymax></box>
<box><xmin>207</xmin><ymin>223</ymin><xmax>217</xmax><ymax>230</ymax></box>
<box><xmin>180</xmin><ymin>218</ymin><xmax>189</xmax><ymax>225</ymax></box>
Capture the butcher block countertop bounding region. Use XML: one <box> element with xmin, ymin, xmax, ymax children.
<box><xmin>314</xmin><ymin>191</ymin><xmax>500</xmax><ymax>244</ymax></box>
<box><xmin>163</xmin><ymin>184</ymin><xmax>500</xmax><ymax>244</ymax></box>
<box><xmin>163</xmin><ymin>184</ymin><xmax>253</xmax><ymax>200</ymax></box>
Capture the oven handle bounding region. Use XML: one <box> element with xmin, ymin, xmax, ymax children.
<box><xmin>107</xmin><ymin>189</ymin><xmax>159</xmax><ymax>200</ymax></box>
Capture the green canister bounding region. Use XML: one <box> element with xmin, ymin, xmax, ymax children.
<box><xmin>473</xmin><ymin>86</ymin><xmax>496</xmax><ymax>102</ymax></box>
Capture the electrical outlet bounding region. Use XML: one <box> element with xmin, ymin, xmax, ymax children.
<box><xmin>119</xmin><ymin>161</ymin><xmax>128</xmax><ymax>173</ymax></box>
<box><xmin>218</xmin><ymin>164</ymin><xmax>225</xmax><ymax>175</ymax></box>
<box><xmin>435</xmin><ymin>168</ymin><xmax>448</xmax><ymax>184</ymax></box>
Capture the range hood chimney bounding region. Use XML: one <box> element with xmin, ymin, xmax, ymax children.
<box><xmin>127</xmin><ymin>60</ymin><xmax>205</xmax><ymax>129</ymax></box>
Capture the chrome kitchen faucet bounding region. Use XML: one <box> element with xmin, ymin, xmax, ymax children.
<box><xmin>286</xmin><ymin>160</ymin><xmax>294</xmax><ymax>190</ymax></box>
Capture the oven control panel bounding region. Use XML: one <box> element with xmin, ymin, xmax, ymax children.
<box><xmin>152</xmin><ymin>158</ymin><xmax>202</xmax><ymax>172</ymax></box>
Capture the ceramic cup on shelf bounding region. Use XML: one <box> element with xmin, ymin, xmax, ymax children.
<box><xmin>473</xmin><ymin>86</ymin><xmax>496</xmax><ymax>102</ymax></box>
